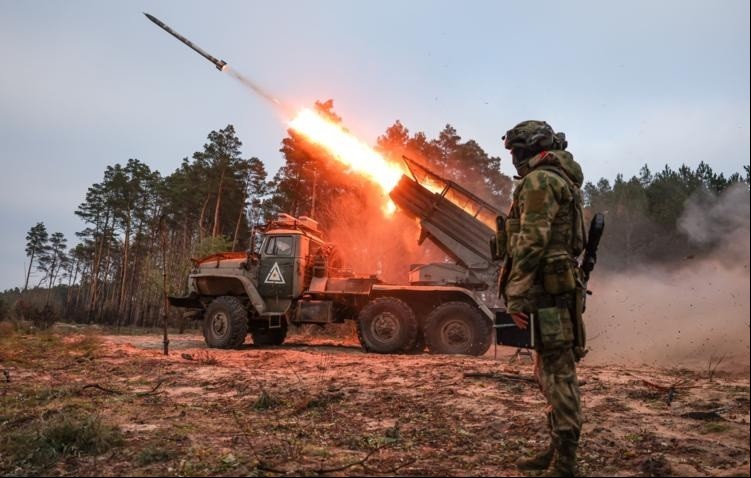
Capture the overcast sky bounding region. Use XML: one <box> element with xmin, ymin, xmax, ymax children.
<box><xmin>1</xmin><ymin>0</ymin><xmax>749</xmax><ymax>291</ymax></box>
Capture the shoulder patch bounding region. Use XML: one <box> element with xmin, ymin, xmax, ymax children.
<box><xmin>525</xmin><ymin>189</ymin><xmax>547</xmax><ymax>213</ymax></box>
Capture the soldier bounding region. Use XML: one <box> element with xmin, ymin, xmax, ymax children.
<box><xmin>499</xmin><ymin>120</ymin><xmax>587</xmax><ymax>477</ymax></box>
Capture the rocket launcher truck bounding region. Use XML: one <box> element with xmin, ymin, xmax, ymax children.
<box><xmin>169</xmin><ymin>163</ymin><xmax>511</xmax><ymax>356</ymax></box>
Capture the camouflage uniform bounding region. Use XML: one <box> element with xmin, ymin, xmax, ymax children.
<box><xmin>500</xmin><ymin>121</ymin><xmax>587</xmax><ymax>476</ymax></box>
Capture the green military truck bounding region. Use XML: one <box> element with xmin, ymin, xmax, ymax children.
<box><xmin>169</xmin><ymin>169</ymin><xmax>504</xmax><ymax>356</ymax></box>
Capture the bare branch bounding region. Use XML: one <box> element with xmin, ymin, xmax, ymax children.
<box><xmin>81</xmin><ymin>379</ymin><xmax>165</xmax><ymax>397</ymax></box>
<box><xmin>81</xmin><ymin>383</ymin><xmax>123</xmax><ymax>395</ymax></box>
<box><xmin>464</xmin><ymin>371</ymin><xmax>538</xmax><ymax>384</ymax></box>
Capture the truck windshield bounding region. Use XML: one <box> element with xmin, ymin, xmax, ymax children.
<box><xmin>264</xmin><ymin>236</ymin><xmax>293</xmax><ymax>256</ymax></box>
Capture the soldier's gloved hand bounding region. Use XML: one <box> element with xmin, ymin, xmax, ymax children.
<box><xmin>511</xmin><ymin>312</ymin><xmax>529</xmax><ymax>330</ymax></box>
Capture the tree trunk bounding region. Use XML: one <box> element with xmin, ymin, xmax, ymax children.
<box><xmin>118</xmin><ymin>212</ymin><xmax>131</xmax><ymax>317</ymax></box>
<box><xmin>75</xmin><ymin>262</ymin><xmax>89</xmax><ymax>313</ymax></box>
<box><xmin>232</xmin><ymin>202</ymin><xmax>245</xmax><ymax>252</ymax></box>
<box><xmin>212</xmin><ymin>168</ymin><xmax>226</xmax><ymax>237</ymax></box>
<box><xmin>125</xmin><ymin>220</ymin><xmax>145</xmax><ymax>327</ymax></box>
<box><xmin>95</xmin><ymin>238</ymin><xmax>113</xmax><ymax>321</ymax></box>
<box><xmin>88</xmin><ymin>215</ymin><xmax>110</xmax><ymax>319</ymax></box>
<box><xmin>23</xmin><ymin>250</ymin><xmax>36</xmax><ymax>293</ymax></box>
<box><xmin>198</xmin><ymin>194</ymin><xmax>210</xmax><ymax>242</ymax></box>
<box><xmin>46</xmin><ymin>255</ymin><xmax>58</xmax><ymax>305</ymax></box>
<box><xmin>66</xmin><ymin>257</ymin><xmax>80</xmax><ymax>315</ymax></box>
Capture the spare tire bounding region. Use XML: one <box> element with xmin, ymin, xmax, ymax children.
<box><xmin>356</xmin><ymin>297</ymin><xmax>418</xmax><ymax>354</ymax></box>
<box><xmin>424</xmin><ymin>301</ymin><xmax>492</xmax><ymax>356</ymax></box>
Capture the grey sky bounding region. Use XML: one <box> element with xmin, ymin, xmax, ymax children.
<box><xmin>1</xmin><ymin>0</ymin><xmax>749</xmax><ymax>291</ymax></box>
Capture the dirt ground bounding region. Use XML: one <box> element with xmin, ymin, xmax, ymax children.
<box><xmin>1</xmin><ymin>326</ymin><xmax>749</xmax><ymax>477</ymax></box>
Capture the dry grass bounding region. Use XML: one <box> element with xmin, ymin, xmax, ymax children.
<box><xmin>0</xmin><ymin>328</ymin><xmax>749</xmax><ymax>476</ymax></box>
<box><xmin>24</xmin><ymin>412</ymin><xmax>121</xmax><ymax>460</ymax></box>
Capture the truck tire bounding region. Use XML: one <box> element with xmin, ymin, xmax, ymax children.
<box><xmin>250</xmin><ymin>322</ymin><xmax>288</xmax><ymax>346</ymax></box>
<box><xmin>357</xmin><ymin>297</ymin><xmax>418</xmax><ymax>354</ymax></box>
<box><xmin>424</xmin><ymin>302</ymin><xmax>492</xmax><ymax>356</ymax></box>
<box><xmin>203</xmin><ymin>296</ymin><xmax>248</xmax><ymax>349</ymax></box>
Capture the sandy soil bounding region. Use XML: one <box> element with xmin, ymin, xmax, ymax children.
<box><xmin>1</xmin><ymin>329</ymin><xmax>749</xmax><ymax>476</ymax></box>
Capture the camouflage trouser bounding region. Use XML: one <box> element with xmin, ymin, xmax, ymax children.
<box><xmin>535</xmin><ymin>347</ymin><xmax>582</xmax><ymax>446</ymax></box>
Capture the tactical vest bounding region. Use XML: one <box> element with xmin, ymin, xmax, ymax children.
<box><xmin>507</xmin><ymin>163</ymin><xmax>586</xmax><ymax>261</ymax></box>
<box><xmin>535</xmin><ymin>165</ymin><xmax>586</xmax><ymax>258</ymax></box>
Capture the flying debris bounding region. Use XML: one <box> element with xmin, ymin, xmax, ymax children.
<box><xmin>144</xmin><ymin>12</ymin><xmax>227</xmax><ymax>71</ymax></box>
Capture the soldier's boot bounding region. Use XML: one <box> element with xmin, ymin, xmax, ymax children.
<box><xmin>517</xmin><ymin>412</ymin><xmax>558</xmax><ymax>471</ymax></box>
<box><xmin>543</xmin><ymin>433</ymin><xmax>578</xmax><ymax>477</ymax></box>
<box><xmin>515</xmin><ymin>443</ymin><xmax>555</xmax><ymax>471</ymax></box>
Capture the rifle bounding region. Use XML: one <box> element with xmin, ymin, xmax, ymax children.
<box><xmin>490</xmin><ymin>215</ymin><xmax>506</xmax><ymax>261</ymax></box>
<box><xmin>491</xmin><ymin>215</ymin><xmax>512</xmax><ymax>300</ymax></box>
<box><xmin>571</xmin><ymin>212</ymin><xmax>604</xmax><ymax>361</ymax></box>
<box><xmin>581</xmin><ymin>213</ymin><xmax>605</xmax><ymax>283</ymax></box>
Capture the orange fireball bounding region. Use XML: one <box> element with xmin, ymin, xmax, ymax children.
<box><xmin>289</xmin><ymin>108</ymin><xmax>406</xmax><ymax>213</ymax></box>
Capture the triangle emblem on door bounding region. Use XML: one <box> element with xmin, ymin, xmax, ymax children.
<box><xmin>264</xmin><ymin>262</ymin><xmax>286</xmax><ymax>284</ymax></box>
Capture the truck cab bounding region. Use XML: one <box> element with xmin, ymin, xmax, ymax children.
<box><xmin>256</xmin><ymin>215</ymin><xmax>325</xmax><ymax>312</ymax></box>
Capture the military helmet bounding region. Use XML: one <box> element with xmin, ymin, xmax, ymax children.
<box><xmin>552</xmin><ymin>131</ymin><xmax>568</xmax><ymax>150</ymax></box>
<box><xmin>503</xmin><ymin>120</ymin><xmax>556</xmax><ymax>152</ymax></box>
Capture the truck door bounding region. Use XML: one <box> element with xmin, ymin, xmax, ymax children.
<box><xmin>258</xmin><ymin>235</ymin><xmax>296</xmax><ymax>301</ymax></box>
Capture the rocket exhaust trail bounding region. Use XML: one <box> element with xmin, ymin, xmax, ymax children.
<box><xmin>144</xmin><ymin>12</ymin><xmax>287</xmax><ymax>112</ymax></box>
<box><xmin>223</xmin><ymin>66</ymin><xmax>288</xmax><ymax>112</ymax></box>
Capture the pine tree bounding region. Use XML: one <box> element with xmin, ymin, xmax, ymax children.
<box><xmin>191</xmin><ymin>125</ymin><xmax>250</xmax><ymax>239</ymax></box>
<box><xmin>24</xmin><ymin>222</ymin><xmax>49</xmax><ymax>292</ymax></box>
<box><xmin>37</xmin><ymin>232</ymin><xmax>68</xmax><ymax>302</ymax></box>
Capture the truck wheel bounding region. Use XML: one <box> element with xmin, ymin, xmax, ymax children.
<box><xmin>250</xmin><ymin>322</ymin><xmax>288</xmax><ymax>346</ymax></box>
<box><xmin>357</xmin><ymin>297</ymin><xmax>418</xmax><ymax>354</ymax></box>
<box><xmin>424</xmin><ymin>302</ymin><xmax>492</xmax><ymax>356</ymax></box>
<box><xmin>203</xmin><ymin>296</ymin><xmax>248</xmax><ymax>349</ymax></box>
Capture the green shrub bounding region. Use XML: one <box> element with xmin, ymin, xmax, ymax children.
<box><xmin>3</xmin><ymin>411</ymin><xmax>122</xmax><ymax>469</ymax></box>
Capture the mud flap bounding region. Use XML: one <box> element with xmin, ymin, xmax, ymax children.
<box><xmin>168</xmin><ymin>294</ymin><xmax>202</xmax><ymax>309</ymax></box>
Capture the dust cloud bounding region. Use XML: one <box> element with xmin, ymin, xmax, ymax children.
<box><xmin>585</xmin><ymin>184</ymin><xmax>750</xmax><ymax>371</ymax></box>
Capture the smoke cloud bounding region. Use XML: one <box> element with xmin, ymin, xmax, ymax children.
<box><xmin>678</xmin><ymin>182</ymin><xmax>750</xmax><ymax>262</ymax></box>
<box><xmin>320</xmin><ymin>188</ymin><xmax>445</xmax><ymax>284</ymax></box>
<box><xmin>585</xmin><ymin>184</ymin><xmax>750</xmax><ymax>371</ymax></box>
